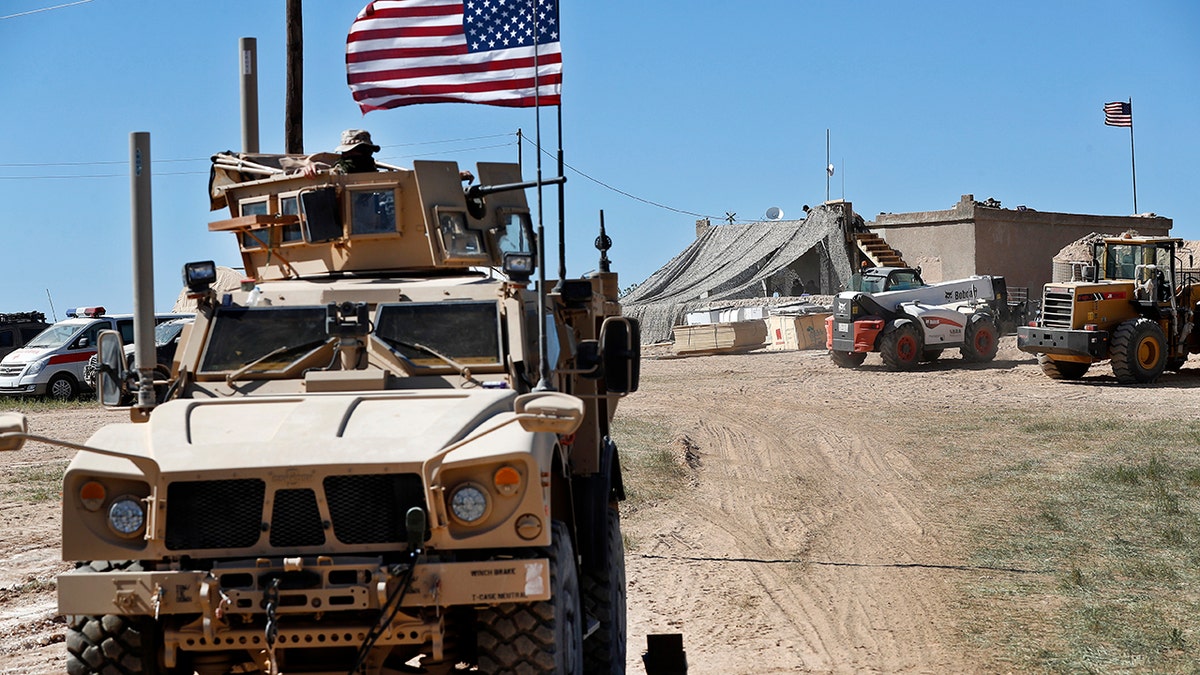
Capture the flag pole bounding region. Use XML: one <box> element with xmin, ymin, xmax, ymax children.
<box><xmin>555</xmin><ymin>104</ymin><xmax>566</xmax><ymax>289</ymax></box>
<box><xmin>531</xmin><ymin>0</ymin><xmax>552</xmax><ymax>391</ymax></box>
<box><xmin>1128</xmin><ymin>97</ymin><xmax>1137</xmax><ymax>214</ymax></box>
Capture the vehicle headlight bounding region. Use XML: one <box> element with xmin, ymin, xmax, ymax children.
<box><xmin>448</xmin><ymin>483</ymin><xmax>489</xmax><ymax>525</ymax></box>
<box><xmin>107</xmin><ymin>496</ymin><xmax>146</xmax><ymax>537</ymax></box>
<box><xmin>24</xmin><ymin>357</ymin><xmax>49</xmax><ymax>376</ymax></box>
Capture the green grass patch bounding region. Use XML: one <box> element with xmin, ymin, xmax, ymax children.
<box><xmin>3</xmin><ymin>461</ymin><xmax>67</xmax><ymax>503</ymax></box>
<box><xmin>949</xmin><ymin>412</ymin><xmax>1200</xmax><ymax>672</ymax></box>
<box><xmin>611</xmin><ymin>415</ymin><xmax>690</xmax><ymax>518</ymax></box>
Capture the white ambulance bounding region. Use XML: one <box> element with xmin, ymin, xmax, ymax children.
<box><xmin>0</xmin><ymin>307</ymin><xmax>186</xmax><ymax>399</ymax></box>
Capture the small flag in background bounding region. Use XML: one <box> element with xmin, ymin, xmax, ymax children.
<box><xmin>1104</xmin><ymin>101</ymin><xmax>1132</xmax><ymax>127</ymax></box>
<box><xmin>347</xmin><ymin>0</ymin><xmax>562</xmax><ymax>112</ymax></box>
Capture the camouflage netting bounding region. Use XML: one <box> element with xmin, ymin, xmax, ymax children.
<box><xmin>621</xmin><ymin>204</ymin><xmax>854</xmax><ymax>343</ymax></box>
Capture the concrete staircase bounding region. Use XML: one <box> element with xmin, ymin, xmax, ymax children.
<box><xmin>855</xmin><ymin>231</ymin><xmax>907</xmax><ymax>268</ymax></box>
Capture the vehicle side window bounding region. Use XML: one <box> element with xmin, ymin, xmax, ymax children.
<box><xmin>0</xmin><ymin>330</ymin><xmax>13</xmax><ymax>348</ymax></box>
<box><xmin>75</xmin><ymin>324</ymin><xmax>104</xmax><ymax>349</ymax></box>
<box><xmin>118</xmin><ymin>320</ymin><xmax>136</xmax><ymax>344</ymax></box>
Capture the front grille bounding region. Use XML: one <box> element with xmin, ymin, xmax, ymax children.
<box><xmin>164</xmin><ymin>473</ymin><xmax>425</xmax><ymax>551</ymax></box>
<box><xmin>166</xmin><ymin>479</ymin><xmax>265</xmax><ymax>550</ymax></box>
<box><xmin>270</xmin><ymin>489</ymin><xmax>325</xmax><ymax>547</ymax></box>
<box><xmin>1041</xmin><ymin>290</ymin><xmax>1075</xmax><ymax>329</ymax></box>
<box><xmin>325</xmin><ymin>474</ymin><xmax>426</xmax><ymax>544</ymax></box>
<box><xmin>0</xmin><ymin>364</ymin><xmax>24</xmax><ymax>377</ymax></box>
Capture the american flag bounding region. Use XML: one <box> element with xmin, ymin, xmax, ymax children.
<box><xmin>346</xmin><ymin>0</ymin><xmax>561</xmax><ymax>111</ymax></box>
<box><xmin>1104</xmin><ymin>101</ymin><xmax>1132</xmax><ymax>127</ymax></box>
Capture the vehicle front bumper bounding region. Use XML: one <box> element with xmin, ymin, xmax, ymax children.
<box><xmin>0</xmin><ymin>376</ymin><xmax>44</xmax><ymax>395</ymax></box>
<box><xmin>827</xmin><ymin>315</ymin><xmax>884</xmax><ymax>353</ymax></box>
<box><xmin>59</xmin><ymin>555</ymin><xmax>551</xmax><ymax>663</ymax></box>
<box><xmin>1017</xmin><ymin>326</ymin><xmax>1110</xmax><ymax>359</ymax></box>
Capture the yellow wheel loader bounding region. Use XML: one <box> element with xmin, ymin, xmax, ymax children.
<box><xmin>1018</xmin><ymin>233</ymin><xmax>1200</xmax><ymax>383</ymax></box>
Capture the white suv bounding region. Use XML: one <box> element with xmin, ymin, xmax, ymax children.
<box><xmin>0</xmin><ymin>307</ymin><xmax>187</xmax><ymax>399</ymax></box>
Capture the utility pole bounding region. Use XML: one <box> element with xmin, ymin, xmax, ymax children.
<box><xmin>285</xmin><ymin>0</ymin><xmax>303</xmax><ymax>154</ymax></box>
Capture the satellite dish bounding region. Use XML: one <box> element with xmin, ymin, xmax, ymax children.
<box><xmin>764</xmin><ymin>206</ymin><xmax>784</xmax><ymax>221</ymax></box>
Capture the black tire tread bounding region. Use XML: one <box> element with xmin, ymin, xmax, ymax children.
<box><xmin>476</xmin><ymin>521</ymin><xmax>581</xmax><ymax>674</ymax></box>
<box><xmin>1110</xmin><ymin>318</ymin><xmax>1167</xmax><ymax>384</ymax></box>
<box><xmin>582</xmin><ymin>507</ymin><xmax>626</xmax><ymax>674</ymax></box>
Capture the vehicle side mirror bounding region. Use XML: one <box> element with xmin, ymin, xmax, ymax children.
<box><xmin>514</xmin><ymin>392</ymin><xmax>585</xmax><ymax>435</ymax></box>
<box><xmin>600</xmin><ymin>316</ymin><xmax>640</xmax><ymax>394</ymax></box>
<box><xmin>97</xmin><ymin>330</ymin><xmax>127</xmax><ymax>407</ymax></box>
<box><xmin>0</xmin><ymin>412</ymin><xmax>28</xmax><ymax>452</ymax></box>
<box><xmin>575</xmin><ymin>340</ymin><xmax>602</xmax><ymax>378</ymax></box>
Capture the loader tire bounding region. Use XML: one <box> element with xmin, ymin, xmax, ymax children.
<box><xmin>477</xmin><ymin>521</ymin><xmax>582</xmax><ymax>674</ymax></box>
<box><xmin>961</xmin><ymin>314</ymin><xmax>999</xmax><ymax>363</ymax></box>
<box><xmin>1038</xmin><ymin>355</ymin><xmax>1090</xmax><ymax>380</ymax></box>
<box><xmin>880</xmin><ymin>322</ymin><xmax>921</xmax><ymax>371</ymax></box>
<box><xmin>582</xmin><ymin>506</ymin><xmax>627</xmax><ymax>674</ymax></box>
<box><xmin>66</xmin><ymin>561</ymin><xmax>164</xmax><ymax>675</ymax></box>
<box><xmin>1110</xmin><ymin>318</ymin><xmax>1167</xmax><ymax>384</ymax></box>
<box><xmin>830</xmin><ymin>350</ymin><xmax>867</xmax><ymax>368</ymax></box>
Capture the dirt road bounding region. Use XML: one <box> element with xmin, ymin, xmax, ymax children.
<box><xmin>3</xmin><ymin>339</ymin><xmax>1198</xmax><ymax>673</ymax></box>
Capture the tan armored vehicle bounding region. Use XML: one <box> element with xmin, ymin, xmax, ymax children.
<box><xmin>0</xmin><ymin>153</ymin><xmax>639</xmax><ymax>673</ymax></box>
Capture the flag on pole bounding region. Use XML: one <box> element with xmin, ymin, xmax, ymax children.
<box><xmin>346</xmin><ymin>0</ymin><xmax>561</xmax><ymax>112</ymax></box>
<box><xmin>1104</xmin><ymin>101</ymin><xmax>1132</xmax><ymax>127</ymax></box>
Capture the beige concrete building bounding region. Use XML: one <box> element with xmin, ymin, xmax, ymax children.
<box><xmin>870</xmin><ymin>194</ymin><xmax>1172</xmax><ymax>293</ymax></box>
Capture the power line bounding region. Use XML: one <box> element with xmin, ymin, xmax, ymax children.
<box><xmin>519</xmin><ymin>135</ymin><xmax>725</xmax><ymax>222</ymax></box>
<box><xmin>0</xmin><ymin>0</ymin><xmax>93</xmax><ymax>21</ymax></box>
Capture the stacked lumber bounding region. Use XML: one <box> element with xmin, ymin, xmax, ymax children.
<box><xmin>672</xmin><ymin>320</ymin><xmax>767</xmax><ymax>355</ymax></box>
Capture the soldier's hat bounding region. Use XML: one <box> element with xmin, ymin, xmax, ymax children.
<box><xmin>336</xmin><ymin>129</ymin><xmax>380</xmax><ymax>153</ymax></box>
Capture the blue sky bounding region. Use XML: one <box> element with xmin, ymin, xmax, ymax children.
<box><xmin>2</xmin><ymin>1</ymin><xmax>1197</xmax><ymax>317</ymax></box>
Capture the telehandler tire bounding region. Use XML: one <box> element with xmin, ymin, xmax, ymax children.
<box><xmin>1110</xmin><ymin>318</ymin><xmax>1167</xmax><ymax>384</ymax></box>
<box><xmin>1038</xmin><ymin>355</ymin><xmax>1090</xmax><ymax>380</ymax></box>
<box><xmin>477</xmin><ymin>521</ymin><xmax>583</xmax><ymax>674</ymax></box>
<box><xmin>880</xmin><ymin>322</ymin><xmax>921</xmax><ymax>371</ymax></box>
<box><xmin>830</xmin><ymin>350</ymin><xmax>867</xmax><ymax>368</ymax></box>
<box><xmin>961</xmin><ymin>314</ymin><xmax>999</xmax><ymax>363</ymax></box>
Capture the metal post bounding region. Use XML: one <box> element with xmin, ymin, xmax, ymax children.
<box><xmin>129</xmin><ymin>132</ymin><xmax>156</xmax><ymax>411</ymax></box>
<box><xmin>285</xmin><ymin>0</ymin><xmax>304</xmax><ymax>154</ymax></box>
<box><xmin>1128</xmin><ymin>97</ymin><xmax>1137</xmax><ymax>214</ymax></box>
<box><xmin>239</xmin><ymin>38</ymin><xmax>260</xmax><ymax>154</ymax></box>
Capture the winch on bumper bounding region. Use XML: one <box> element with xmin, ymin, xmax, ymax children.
<box><xmin>1017</xmin><ymin>326</ymin><xmax>1110</xmax><ymax>359</ymax></box>
<box><xmin>58</xmin><ymin>555</ymin><xmax>550</xmax><ymax>664</ymax></box>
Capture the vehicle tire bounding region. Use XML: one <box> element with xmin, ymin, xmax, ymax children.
<box><xmin>582</xmin><ymin>506</ymin><xmax>626</xmax><ymax>674</ymax></box>
<box><xmin>1038</xmin><ymin>355</ymin><xmax>1090</xmax><ymax>380</ymax></box>
<box><xmin>66</xmin><ymin>561</ymin><xmax>162</xmax><ymax>675</ymax></box>
<box><xmin>880</xmin><ymin>322</ymin><xmax>921</xmax><ymax>371</ymax></box>
<box><xmin>1111</xmin><ymin>318</ymin><xmax>1167</xmax><ymax>384</ymax></box>
<box><xmin>476</xmin><ymin>521</ymin><xmax>582</xmax><ymax>674</ymax></box>
<box><xmin>919</xmin><ymin>349</ymin><xmax>943</xmax><ymax>363</ymax></box>
<box><xmin>46</xmin><ymin>373</ymin><xmax>79</xmax><ymax>401</ymax></box>
<box><xmin>830</xmin><ymin>350</ymin><xmax>867</xmax><ymax>368</ymax></box>
<box><xmin>961</xmin><ymin>314</ymin><xmax>999</xmax><ymax>363</ymax></box>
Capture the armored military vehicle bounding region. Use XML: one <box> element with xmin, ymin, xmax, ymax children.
<box><xmin>0</xmin><ymin>152</ymin><xmax>639</xmax><ymax>673</ymax></box>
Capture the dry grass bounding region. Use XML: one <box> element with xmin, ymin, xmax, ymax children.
<box><xmin>1</xmin><ymin>461</ymin><xmax>67</xmax><ymax>503</ymax></box>
<box><xmin>928</xmin><ymin>409</ymin><xmax>1200</xmax><ymax>673</ymax></box>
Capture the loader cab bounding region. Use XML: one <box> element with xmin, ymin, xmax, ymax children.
<box><xmin>856</xmin><ymin>267</ymin><xmax>927</xmax><ymax>293</ymax></box>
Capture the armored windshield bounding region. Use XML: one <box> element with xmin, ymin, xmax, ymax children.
<box><xmin>200</xmin><ymin>306</ymin><xmax>329</xmax><ymax>373</ymax></box>
<box><xmin>373</xmin><ymin>301</ymin><xmax>502</xmax><ymax>368</ymax></box>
